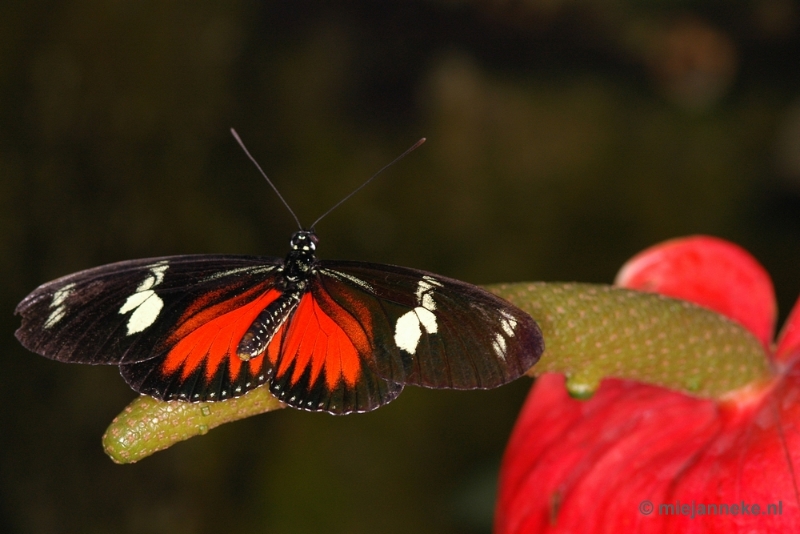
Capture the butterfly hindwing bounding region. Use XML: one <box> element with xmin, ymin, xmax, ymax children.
<box><xmin>264</xmin><ymin>289</ymin><xmax>402</xmax><ymax>414</ymax></box>
<box><xmin>317</xmin><ymin>261</ymin><xmax>544</xmax><ymax>390</ymax></box>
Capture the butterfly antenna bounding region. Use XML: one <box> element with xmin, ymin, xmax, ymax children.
<box><xmin>231</xmin><ymin>128</ymin><xmax>303</xmax><ymax>230</ymax></box>
<box><xmin>309</xmin><ymin>137</ymin><xmax>426</xmax><ymax>231</ymax></box>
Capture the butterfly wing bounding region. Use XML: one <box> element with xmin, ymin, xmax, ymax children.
<box><xmin>16</xmin><ymin>255</ymin><xmax>284</xmax><ymax>400</ymax></box>
<box><xmin>315</xmin><ymin>261</ymin><xmax>544</xmax><ymax>390</ymax></box>
<box><xmin>260</xmin><ymin>288</ymin><xmax>403</xmax><ymax>414</ymax></box>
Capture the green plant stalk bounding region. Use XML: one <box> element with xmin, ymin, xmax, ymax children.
<box><xmin>103</xmin><ymin>386</ymin><xmax>285</xmax><ymax>464</ymax></box>
<box><xmin>489</xmin><ymin>282</ymin><xmax>770</xmax><ymax>398</ymax></box>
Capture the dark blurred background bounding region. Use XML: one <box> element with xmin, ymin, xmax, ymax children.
<box><xmin>2</xmin><ymin>1</ymin><xmax>799</xmax><ymax>533</ymax></box>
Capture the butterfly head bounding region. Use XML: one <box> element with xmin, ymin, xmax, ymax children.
<box><xmin>290</xmin><ymin>231</ymin><xmax>318</xmax><ymax>253</ymax></box>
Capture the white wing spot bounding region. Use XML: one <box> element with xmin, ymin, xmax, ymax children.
<box><xmin>137</xmin><ymin>261</ymin><xmax>168</xmax><ymax>291</ymax></box>
<box><xmin>492</xmin><ymin>332</ymin><xmax>508</xmax><ymax>360</ymax></box>
<box><xmin>52</xmin><ymin>283</ymin><xmax>75</xmax><ymax>307</ymax></box>
<box><xmin>43</xmin><ymin>308</ymin><xmax>67</xmax><ymax>329</ymax></box>
<box><xmin>395</xmin><ymin>311</ymin><xmax>422</xmax><ymax>354</ymax></box>
<box><xmin>124</xmin><ymin>292</ymin><xmax>164</xmax><ymax>334</ymax></box>
<box><xmin>119</xmin><ymin>261</ymin><xmax>169</xmax><ymax>335</ymax></box>
<box><xmin>119</xmin><ymin>291</ymin><xmax>152</xmax><ymax>314</ymax></box>
<box><xmin>500</xmin><ymin>310</ymin><xmax>518</xmax><ymax>337</ymax></box>
<box><xmin>394</xmin><ymin>307</ymin><xmax>438</xmax><ymax>354</ymax></box>
<box><xmin>395</xmin><ymin>277</ymin><xmax>444</xmax><ymax>353</ymax></box>
<box><xmin>422</xmin><ymin>275</ymin><xmax>443</xmax><ymax>287</ymax></box>
<box><xmin>415</xmin><ymin>276</ymin><xmax>441</xmax><ymax>311</ymax></box>
<box><xmin>416</xmin><ymin>307</ymin><xmax>437</xmax><ymax>334</ymax></box>
<box><xmin>421</xmin><ymin>292</ymin><xmax>435</xmax><ymax>311</ymax></box>
<box><xmin>415</xmin><ymin>280</ymin><xmax>433</xmax><ymax>298</ymax></box>
<box><xmin>44</xmin><ymin>283</ymin><xmax>76</xmax><ymax>328</ymax></box>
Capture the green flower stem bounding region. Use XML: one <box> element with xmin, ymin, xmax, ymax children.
<box><xmin>489</xmin><ymin>282</ymin><xmax>771</xmax><ymax>399</ymax></box>
<box><xmin>103</xmin><ymin>282</ymin><xmax>771</xmax><ymax>463</ymax></box>
<box><xmin>102</xmin><ymin>387</ymin><xmax>285</xmax><ymax>464</ymax></box>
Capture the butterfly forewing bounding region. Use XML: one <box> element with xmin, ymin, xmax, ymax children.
<box><xmin>316</xmin><ymin>261</ymin><xmax>543</xmax><ymax>390</ymax></box>
<box><xmin>15</xmin><ymin>255</ymin><xmax>281</xmax><ymax>367</ymax></box>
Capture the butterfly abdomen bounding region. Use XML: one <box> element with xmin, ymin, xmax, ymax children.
<box><xmin>237</xmin><ymin>289</ymin><xmax>302</xmax><ymax>361</ymax></box>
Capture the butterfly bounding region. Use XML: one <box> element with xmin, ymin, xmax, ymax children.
<box><xmin>14</xmin><ymin>131</ymin><xmax>544</xmax><ymax>415</ymax></box>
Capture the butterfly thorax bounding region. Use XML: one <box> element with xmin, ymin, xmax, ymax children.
<box><xmin>281</xmin><ymin>230</ymin><xmax>319</xmax><ymax>287</ymax></box>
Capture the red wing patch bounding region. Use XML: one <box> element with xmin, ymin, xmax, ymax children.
<box><xmin>265</xmin><ymin>285</ymin><xmax>400</xmax><ymax>414</ymax></box>
<box><xmin>162</xmin><ymin>289</ymin><xmax>282</xmax><ymax>383</ymax></box>
<box><xmin>271</xmin><ymin>292</ymin><xmax>363</xmax><ymax>391</ymax></box>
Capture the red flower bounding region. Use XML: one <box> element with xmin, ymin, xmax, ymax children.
<box><xmin>496</xmin><ymin>236</ymin><xmax>800</xmax><ymax>533</ymax></box>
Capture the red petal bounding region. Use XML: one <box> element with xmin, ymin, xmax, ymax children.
<box><xmin>616</xmin><ymin>236</ymin><xmax>776</xmax><ymax>351</ymax></box>
<box><xmin>496</xmin><ymin>373</ymin><xmax>800</xmax><ymax>533</ymax></box>
<box><xmin>776</xmin><ymin>296</ymin><xmax>800</xmax><ymax>365</ymax></box>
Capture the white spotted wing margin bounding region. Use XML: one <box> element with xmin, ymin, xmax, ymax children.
<box><xmin>14</xmin><ymin>255</ymin><xmax>282</xmax><ymax>367</ymax></box>
<box><xmin>317</xmin><ymin>261</ymin><xmax>544</xmax><ymax>390</ymax></box>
